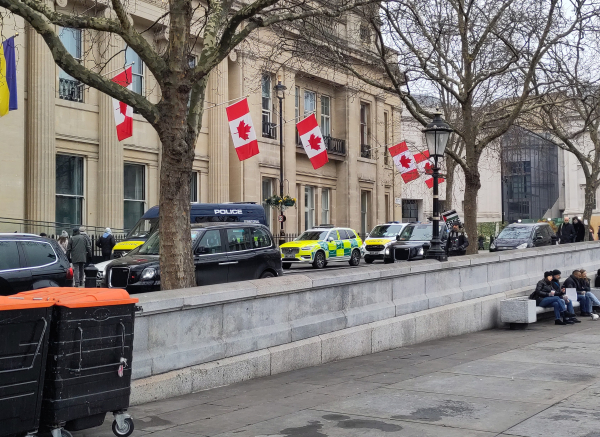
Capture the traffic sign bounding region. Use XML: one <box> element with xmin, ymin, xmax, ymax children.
<box><xmin>278</xmin><ymin>215</ymin><xmax>286</xmax><ymax>222</ymax></box>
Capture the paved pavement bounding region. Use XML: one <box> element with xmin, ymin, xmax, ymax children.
<box><xmin>75</xmin><ymin>319</ymin><xmax>600</xmax><ymax>437</ymax></box>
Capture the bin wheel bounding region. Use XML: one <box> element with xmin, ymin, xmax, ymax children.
<box><xmin>112</xmin><ymin>418</ymin><xmax>134</xmax><ymax>437</ymax></box>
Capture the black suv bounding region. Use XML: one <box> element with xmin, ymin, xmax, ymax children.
<box><xmin>0</xmin><ymin>234</ymin><xmax>73</xmax><ymax>295</ymax></box>
<box><xmin>490</xmin><ymin>223</ymin><xmax>556</xmax><ymax>252</ymax></box>
<box><xmin>106</xmin><ymin>223</ymin><xmax>283</xmax><ymax>293</ymax></box>
<box><xmin>383</xmin><ymin>223</ymin><xmax>448</xmax><ymax>262</ymax></box>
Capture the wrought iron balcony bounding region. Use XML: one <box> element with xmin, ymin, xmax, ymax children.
<box><xmin>324</xmin><ymin>135</ymin><xmax>346</xmax><ymax>156</ymax></box>
<box><xmin>59</xmin><ymin>78</ymin><xmax>84</xmax><ymax>103</ymax></box>
<box><xmin>360</xmin><ymin>144</ymin><xmax>372</xmax><ymax>159</ymax></box>
<box><xmin>262</xmin><ymin>121</ymin><xmax>276</xmax><ymax>139</ymax></box>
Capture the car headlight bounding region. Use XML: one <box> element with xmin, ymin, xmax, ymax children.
<box><xmin>418</xmin><ymin>247</ymin><xmax>424</xmax><ymax>255</ymax></box>
<box><xmin>301</xmin><ymin>246</ymin><xmax>315</xmax><ymax>251</ymax></box>
<box><xmin>385</xmin><ymin>248</ymin><xmax>390</xmax><ymax>255</ymax></box>
<box><xmin>141</xmin><ymin>267</ymin><xmax>156</xmax><ymax>280</ymax></box>
<box><xmin>516</xmin><ymin>243</ymin><xmax>527</xmax><ymax>250</ymax></box>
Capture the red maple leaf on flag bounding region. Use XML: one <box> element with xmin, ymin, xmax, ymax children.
<box><xmin>236</xmin><ymin>120</ymin><xmax>252</xmax><ymax>140</ymax></box>
<box><xmin>424</xmin><ymin>162</ymin><xmax>433</xmax><ymax>174</ymax></box>
<box><xmin>399</xmin><ymin>155</ymin><xmax>412</xmax><ymax>169</ymax></box>
<box><xmin>308</xmin><ymin>134</ymin><xmax>322</xmax><ymax>151</ymax></box>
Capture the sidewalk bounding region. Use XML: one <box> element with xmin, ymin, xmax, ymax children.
<box><xmin>75</xmin><ymin>319</ymin><xmax>600</xmax><ymax>436</ymax></box>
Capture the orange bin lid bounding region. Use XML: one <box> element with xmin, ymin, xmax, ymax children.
<box><xmin>14</xmin><ymin>288</ymin><xmax>138</xmax><ymax>308</ymax></box>
<box><xmin>0</xmin><ymin>295</ymin><xmax>54</xmax><ymax>311</ymax></box>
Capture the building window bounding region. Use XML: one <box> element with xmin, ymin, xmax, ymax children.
<box><xmin>190</xmin><ymin>171</ymin><xmax>198</xmax><ymax>202</ymax></box>
<box><xmin>384</xmin><ymin>112</ymin><xmax>390</xmax><ymax>165</ymax></box>
<box><xmin>56</xmin><ymin>154</ymin><xmax>84</xmax><ymax>226</ymax></box>
<box><xmin>261</xmin><ymin>74</ymin><xmax>275</xmax><ymax>139</ymax></box>
<box><xmin>402</xmin><ymin>199</ymin><xmax>419</xmax><ymax>223</ymax></box>
<box><xmin>321</xmin><ymin>95</ymin><xmax>331</xmax><ymax>137</ymax></box>
<box><xmin>385</xmin><ymin>194</ymin><xmax>390</xmax><ymax>223</ymax></box>
<box><xmin>360</xmin><ymin>24</ymin><xmax>371</xmax><ymax>44</ymax></box>
<box><xmin>361</xmin><ymin>191</ymin><xmax>371</xmax><ymax>236</ymax></box>
<box><xmin>125</xmin><ymin>46</ymin><xmax>144</xmax><ymax>95</ymax></box>
<box><xmin>321</xmin><ymin>188</ymin><xmax>330</xmax><ymax>224</ymax></box>
<box><xmin>304</xmin><ymin>90</ymin><xmax>316</xmax><ymax>116</ymax></box>
<box><xmin>360</xmin><ymin>103</ymin><xmax>371</xmax><ymax>158</ymax></box>
<box><xmin>305</xmin><ymin>186</ymin><xmax>315</xmax><ymax>230</ymax></box>
<box><xmin>58</xmin><ymin>28</ymin><xmax>83</xmax><ymax>103</ymax></box>
<box><xmin>262</xmin><ymin>178</ymin><xmax>275</xmax><ymax>231</ymax></box>
<box><xmin>295</xmin><ymin>86</ymin><xmax>300</xmax><ymax>144</ymax></box>
<box><xmin>124</xmin><ymin>163</ymin><xmax>145</xmax><ymax>232</ymax></box>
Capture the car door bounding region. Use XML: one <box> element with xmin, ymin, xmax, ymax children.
<box><xmin>532</xmin><ymin>226</ymin><xmax>545</xmax><ymax>247</ymax></box>
<box><xmin>326</xmin><ymin>230</ymin><xmax>340</xmax><ymax>260</ymax></box>
<box><xmin>225</xmin><ymin>227</ymin><xmax>258</xmax><ymax>281</ymax></box>
<box><xmin>251</xmin><ymin>227</ymin><xmax>279</xmax><ymax>276</ymax></box>
<box><xmin>338</xmin><ymin>229</ymin><xmax>351</xmax><ymax>258</ymax></box>
<box><xmin>194</xmin><ymin>229</ymin><xmax>229</xmax><ymax>286</ymax></box>
<box><xmin>0</xmin><ymin>240</ymin><xmax>32</xmax><ymax>295</ymax></box>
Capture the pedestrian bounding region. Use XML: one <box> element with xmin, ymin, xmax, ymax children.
<box><xmin>447</xmin><ymin>223</ymin><xmax>469</xmax><ymax>256</ymax></box>
<box><xmin>596</xmin><ymin>269</ymin><xmax>600</xmax><ymax>288</ymax></box>
<box><xmin>573</xmin><ymin>217</ymin><xmax>585</xmax><ymax>242</ymax></box>
<box><xmin>590</xmin><ymin>227</ymin><xmax>595</xmax><ymax>242</ymax></box>
<box><xmin>96</xmin><ymin>228</ymin><xmax>116</xmax><ymax>261</ymax></box>
<box><xmin>57</xmin><ymin>230</ymin><xmax>69</xmax><ymax>254</ymax></box>
<box><xmin>66</xmin><ymin>228</ymin><xmax>91</xmax><ymax>287</ymax></box>
<box><xmin>597</xmin><ymin>225</ymin><xmax>600</xmax><ymax>241</ymax></box>
<box><xmin>579</xmin><ymin>269</ymin><xmax>600</xmax><ymax>315</ymax></box>
<box><xmin>478</xmin><ymin>235</ymin><xmax>485</xmax><ymax>250</ymax></box>
<box><xmin>530</xmin><ymin>271</ymin><xmax>573</xmax><ymax>325</ymax></box>
<box><xmin>79</xmin><ymin>226</ymin><xmax>92</xmax><ymax>265</ymax></box>
<box><xmin>550</xmin><ymin>270</ymin><xmax>580</xmax><ymax>322</ymax></box>
<box><xmin>557</xmin><ymin>217</ymin><xmax>576</xmax><ymax>244</ymax></box>
<box><xmin>561</xmin><ymin>269</ymin><xmax>590</xmax><ymax>318</ymax></box>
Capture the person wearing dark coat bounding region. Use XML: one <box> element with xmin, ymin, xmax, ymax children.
<box><xmin>558</xmin><ymin>217</ymin><xmax>576</xmax><ymax>244</ymax></box>
<box><xmin>595</xmin><ymin>269</ymin><xmax>600</xmax><ymax>288</ymax></box>
<box><xmin>561</xmin><ymin>270</ymin><xmax>591</xmax><ymax>317</ymax></box>
<box><xmin>447</xmin><ymin>224</ymin><xmax>469</xmax><ymax>256</ymax></box>
<box><xmin>572</xmin><ymin>217</ymin><xmax>585</xmax><ymax>242</ymax></box>
<box><xmin>579</xmin><ymin>269</ymin><xmax>600</xmax><ymax>313</ymax></box>
<box><xmin>96</xmin><ymin>227</ymin><xmax>116</xmax><ymax>261</ymax></box>
<box><xmin>550</xmin><ymin>270</ymin><xmax>579</xmax><ymax>321</ymax></box>
<box><xmin>67</xmin><ymin>228</ymin><xmax>91</xmax><ymax>287</ymax></box>
<box><xmin>532</xmin><ymin>272</ymin><xmax>573</xmax><ymax>324</ymax></box>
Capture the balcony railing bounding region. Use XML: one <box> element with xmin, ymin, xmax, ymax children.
<box><xmin>324</xmin><ymin>135</ymin><xmax>346</xmax><ymax>156</ymax></box>
<box><xmin>360</xmin><ymin>144</ymin><xmax>372</xmax><ymax>159</ymax></box>
<box><xmin>59</xmin><ymin>78</ymin><xmax>84</xmax><ymax>103</ymax></box>
<box><xmin>262</xmin><ymin>121</ymin><xmax>276</xmax><ymax>139</ymax></box>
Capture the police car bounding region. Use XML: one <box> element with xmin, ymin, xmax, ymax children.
<box><xmin>362</xmin><ymin>222</ymin><xmax>408</xmax><ymax>263</ymax></box>
<box><xmin>280</xmin><ymin>225</ymin><xmax>363</xmax><ymax>269</ymax></box>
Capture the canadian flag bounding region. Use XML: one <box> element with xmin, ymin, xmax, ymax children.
<box><xmin>389</xmin><ymin>141</ymin><xmax>419</xmax><ymax>183</ymax></box>
<box><xmin>414</xmin><ymin>150</ymin><xmax>445</xmax><ymax>188</ymax></box>
<box><xmin>297</xmin><ymin>114</ymin><xmax>329</xmax><ymax>169</ymax></box>
<box><xmin>111</xmin><ymin>67</ymin><xmax>133</xmax><ymax>142</ymax></box>
<box><xmin>226</xmin><ymin>98</ymin><xmax>259</xmax><ymax>161</ymax></box>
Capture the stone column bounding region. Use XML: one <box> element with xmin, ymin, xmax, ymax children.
<box><xmin>283</xmin><ymin>69</ymin><xmax>298</xmax><ymax>234</ymax></box>
<box><xmin>208</xmin><ymin>59</ymin><xmax>229</xmax><ymax>202</ymax></box>
<box><xmin>346</xmin><ymin>89</ymin><xmax>361</xmax><ymax>231</ymax></box>
<box><xmin>26</xmin><ymin>22</ymin><xmax>56</xmax><ymax>225</ymax></box>
<box><xmin>98</xmin><ymin>32</ymin><xmax>124</xmax><ymax>229</ymax></box>
<box><xmin>375</xmin><ymin>97</ymin><xmax>386</xmax><ymax>224</ymax></box>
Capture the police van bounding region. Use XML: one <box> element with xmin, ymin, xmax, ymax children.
<box><xmin>112</xmin><ymin>202</ymin><xmax>267</xmax><ymax>258</ymax></box>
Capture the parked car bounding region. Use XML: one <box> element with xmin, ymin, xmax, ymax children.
<box><xmin>0</xmin><ymin>233</ymin><xmax>73</xmax><ymax>295</ymax></box>
<box><xmin>279</xmin><ymin>225</ymin><xmax>363</xmax><ymax>269</ymax></box>
<box><xmin>363</xmin><ymin>222</ymin><xmax>408</xmax><ymax>264</ymax></box>
<box><xmin>383</xmin><ymin>223</ymin><xmax>448</xmax><ymax>263</ymax></box>
<box><xmin>489</xmin><ymin>223</ymin><xmax>556</xmax><ymax>252</ymax></box>
<box><xmin>106</xmin><ymin>223</ymin><xmax>282</xmax><ymax>293</ymax></box>
<box><xmin>93</xmin><ymin>259</ymin><xmax>112</xmax><ymax>287</ymax></box>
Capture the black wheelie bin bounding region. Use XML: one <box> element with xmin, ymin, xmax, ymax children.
<box><xmin>0</xmin><ymin>296</ymin><xmax>53</xmax><ymax>437</ymax></box>
<box><xmin>16</xmin><ymin>288</ymin><xmax>139</xmax><ymax>437</ymax></box>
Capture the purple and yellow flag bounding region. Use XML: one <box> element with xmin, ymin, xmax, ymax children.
<box><xmin>0</xmin><ymin>36</ymin><xmax>17</xmax><ymax>117</ymax></box>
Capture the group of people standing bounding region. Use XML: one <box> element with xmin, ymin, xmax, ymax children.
<box><xmin>531</xmin><ymin>269</ymin><xmax>600</xmax><ymax>325</ymax></box>
<box><xmin>557</xmin><ymin>217</ymin><xmax>597</xmax><ymax>243</ymax></box>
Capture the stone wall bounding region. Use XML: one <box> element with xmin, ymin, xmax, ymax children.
<box><xmin>130</xmin><ymin>242</ymin><xmax>600</xmax><ymax>404</ymax></box>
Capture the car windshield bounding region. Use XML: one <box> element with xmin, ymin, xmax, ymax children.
<box><xmin>498</xmin><ymin>226</ymin><xmax>533</xmax><ymax>240</ymax></box>
<box><xmin>398</xmin><ymin>224</ymin><xmax>443</xmax><ymax>241</ymax></box>
<box><xmin>127</xmin><ymin>218</ymin><xmax>159</xmax><ymax>238</ymax></box>
<box><xmin>295</xmin><ymin>230</ymin><xmax>330</xmax><ymax>241</ymax></box>
<box><xmin>136</xmin><ymin>230</ymin><xmax>202</xmax><ymax>255</ymax></box>
<box><xmin>369</xmin><ymin>225</ymin><xmax>403</xmax><ymax>238</ymax></box>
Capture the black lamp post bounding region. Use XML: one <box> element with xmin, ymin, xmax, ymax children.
<box><xmin>423</xmin><ymin>110</ymin><xmax>452</xmax><ymax>261</ymax></box>
<box><xmin>274</xmin><ymin>79</ymin><xmax>287</xmax><ymax>245</ymax></box>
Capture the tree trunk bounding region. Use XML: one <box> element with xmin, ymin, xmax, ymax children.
<box><xmin>444</xmin><ymin>156</ymin><xmax>457</xmax><ymax>210</ymax></box>
<box><xmin>583</xmin><ymin>180</ymin><xmax>596</xmax><ymax>242</ymax></box>
<box><xmin>463</xmin><ymin>169</ymin><xmax>481</xmax><ymax>255</ymax></box>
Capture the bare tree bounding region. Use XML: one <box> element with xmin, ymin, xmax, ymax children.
<box><xmin>0</xmin><ymin>0</ymin><xmax>374</xmax><ymax>288</ymax></box>
<box><xmin>276</xmin><ymin>0</ymin><xmax>597</xmax><ymax>254</ymax></box>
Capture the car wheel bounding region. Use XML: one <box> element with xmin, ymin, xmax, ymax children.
<box><xmin>383</xmin><ymin>257</ymin><xmax>393</xmax><ymax>264</ymax></box>
<box><xmin>260</xmin><ymin>271</ymin><xmax>275</xmax><ymax>279</ymax></box>
<box><xmin>364</xmin><ymin>257</ymin><xmax>374</xmax><ymax>264</ymax></box>
<box><xmin>282</xmin><ymin>263</ymin><xmax>291</xmax><ymax>269</ymax></box>
<box><xmin>312</xmin><ymin>251</ymin><xmax>326</xmax><ymax>269</ymax></box>
<box><xmin>348</xmin><ymin>249</ymin><xmax>361</xmax><ymax>266</ymax></box>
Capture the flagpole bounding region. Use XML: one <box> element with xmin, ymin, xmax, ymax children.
<box><xmin>205</xmin><ymin>94</ymin><xmax>250</xmax><ymax>110</ymax></box>
<box><xmin>101</xmin><ymin>62</ymin><xmax>136</xmax><ymax>77</ymax></box>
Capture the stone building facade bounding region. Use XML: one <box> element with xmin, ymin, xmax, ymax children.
<box><xmin>0</xmin><ymin>9</ymin><xmax>403</xmax><ymax>237</ymax></box>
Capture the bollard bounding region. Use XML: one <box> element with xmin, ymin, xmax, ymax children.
<box><xmin>84</xmin><ymin>265</ymin><xmax>99</xmax><ymax>288</ymax></box>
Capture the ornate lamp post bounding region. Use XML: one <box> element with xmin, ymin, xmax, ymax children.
<box><xmin>423</xmin><ymin>110</ymin><xmax>452</xmax><ymax>261</ymax></box>
<box><xmin>274</xmin><ymin>79</ymin><xmax>287</xmax><ymax>245</ymax></box>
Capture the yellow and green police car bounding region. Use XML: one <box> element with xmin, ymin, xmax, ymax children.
<box><xmin>363</xmin><ymin>222</ymin><xmax>407</xmax><ymax>263</ymax></box>
<box><xmin>280</xmin><ymin>226</ymin><xmax>363</xmax><ymax>269</ymax></box>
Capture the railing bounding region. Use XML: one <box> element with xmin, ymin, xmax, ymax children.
<box><xmin>360</xmin><ymin>144</ymin><xmax>372</xmax><ymax>159</ymax></box>
<box><xmin>323</xmin><ymin>136</ymin><xmax>346</xmax><ymax>156</ymax></box>
<box><xmin>0</xmin><ymin>217</ymin><xmax>127</xmax><ymax>237</ymax></box>
<box><xmin>262</xmin><ymin>121</ymin><xmax>276</xmax><ymax>139</ymax></box>
<box><xmin>59</xmin><ymin>78</ymin><xmax>84</xmax><ymax>103</ymax></box>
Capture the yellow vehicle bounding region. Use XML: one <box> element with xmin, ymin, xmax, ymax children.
<box><xmin>280</xmin><ymin>226</ymin><xmax>363</xmax><ymax>269</ymax></box>
<box><xmin>363</xmin><ymin>222</ymin><xmax>408</xmax><ymax>263</ymax></box>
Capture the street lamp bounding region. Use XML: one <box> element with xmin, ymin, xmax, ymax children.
<box><xmin>422</xmin><ymin>110</ymin><xmax>452</xmax><ymax>261</ymax></box>
<box><xmin>274</xmin><ymin>78</ymin><xmax>287</xmax><ymax>245</ymax></box>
